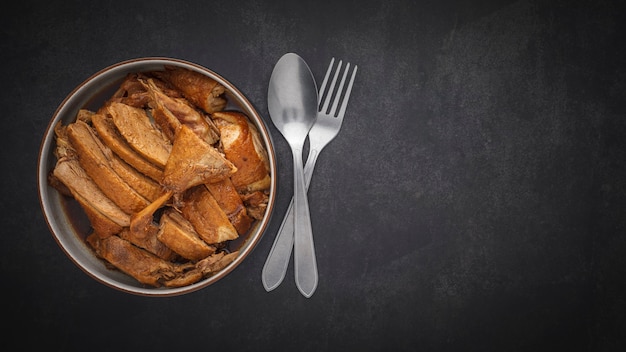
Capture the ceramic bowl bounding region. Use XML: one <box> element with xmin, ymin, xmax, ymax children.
<box><xmin>37</xmin><ymin>57</ymin><xmax>276</xmax><ymax>296</ymax></box>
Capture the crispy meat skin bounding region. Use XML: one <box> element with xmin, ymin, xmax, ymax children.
<box><xmin>213</xmin><ymin>111</ymin><xmax>271</xmax><ymax>193</ymax></box>
<box><xmin>181</xmin><ymin>185</ymin><xmax>238</xmax><ymax>244</ymax></box>
<box><xmin>156</xmin><ymin>66</ymin><xmax>227</xmax><ymax>114</ymax></box>
<box><xmin>162</xmin><ymin>124</ymin><xmax>236</xmax><ymax>193</ymax></box>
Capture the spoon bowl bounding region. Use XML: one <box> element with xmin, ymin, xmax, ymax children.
<box><xmin>268</xmin><ymin>54</ymin><xmax>318</xmax><ymax>144</ymax></box>
<box><xmin>267</xmin><ymin>53</ymin><xmax>319</xmax><ymax>297</ymax></box>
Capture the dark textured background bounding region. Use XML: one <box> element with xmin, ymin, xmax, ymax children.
<box><xmin>2</xmin><ymin>0</ymin><xmax>625</xmax><ymax>350</ymax></box>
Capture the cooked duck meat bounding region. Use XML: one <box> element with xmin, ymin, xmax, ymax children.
<box><xmin>129</xmin><ymin>190</ymin><xmax>172</xmax><ymax>240</ymax></box>
<box><xmin>196</xmin><ymin>251</ymin><xmax>239</xmax><ymax>275</ymax></box>
<box><xmin>108</xmin><ymin>73</ymin><xmax>151</xmax><ymax>108</ymax></box>
<box><xmin>91</xmin><ymin>113</ymin><xmax>164</xmax><ymax>181</ymax></box>
<box><xmin>162</xmin><ymin>124</ymin><xmax>236</xmax><ymax>193</ymax></box>
<box><xmin>54</xmin><ymin>159</ymin><xmax>129</xmax><ymax>237</ymax></box>
<box><xmin>141</xmin><ymin>78</ymin><xmax>220</xmax><ymax>144</ymax></box>
<box><xmin>212</xmin><ymin>111</ymin><xmax>271</xmax><ymax>193</ymax></box>
<box><xmin>86</xmin><ymin>234</ymin><xmax>202</xmax><ymax>288</ymax></box>
<box><xmin>157</xmin><ymin>208</ymin><xmax>216</xmax><ymax>261</ymax></box>
<box><xmin>118</xmin><ymin>227</ymin><xmax>176</xmax><ymax>261</ymax></box>
<box><xmin>52</xmin><ymin>121</ymin><xmax>76</xmax><ymax>160</ymax></box>
<box><xmin>106</xmin><ymin>102</ymin><xmax>172</xmax><ymax>168</ymax></box>
<box><xmin>240</xmin><ymin>190</ymin><xmax>269</xmax><ymax>220</ymax></box>
<box><xmin>107</xmin><ymin>73</ymin><xmax>181</xmax><ymax>109</ymax></box>
<box><xmin>52</xmin><ymin>122</ymin><xmax>130</xmax><ymax>236</ymax></box>
<box><xmin>205</xmin><ymin>180</ymin><xmax>253</xmax><ymax>235</ymax></box>
<box><xmin>181</xmin><ymin>185</ymin><xmax>239</xmax><ymax>244</ymax></box>
<box><xmin>109</xmin><ymin>155</ymin><xmax>163</xmax><ymax>202</ymax></box>
<box><xmin>155</xmin><ymin>66</ymin><xmax>227</xmax><ymax>113</ymax></box>
<box><xmin>76</xmin><ymin>108</ymin><xmax>95</xmax><ymax>124</ymax></box>
<box><xmin>67</xmin><ymin>120</ymin><xmax>150</xmax><ymax>214</ymax></box>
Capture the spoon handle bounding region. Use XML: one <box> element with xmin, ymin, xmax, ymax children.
<box><xmin>261</xmin><ymin>149</ymin><xmax>319</xmax><ymax>292</ymax></box>
<box><xmin>292</xmin><ymin>147</ymin><xmax>318</xmax><ymax>298</ymax></box>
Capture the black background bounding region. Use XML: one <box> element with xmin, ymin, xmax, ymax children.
<box><xmin>2</xmin><ymin>0</ymin><xmax>625</xmax><ymax>350</ymax></box>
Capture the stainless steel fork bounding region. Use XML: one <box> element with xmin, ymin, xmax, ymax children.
<box><xmin>262</xmin><ymin>58</ymin><xmax>358</xmax><ymax>297</ymax></box>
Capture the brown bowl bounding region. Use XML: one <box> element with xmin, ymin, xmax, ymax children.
<box><xmin>37</xmin><ymin>57</ymin><xmax>276</xmax><ymax>296</ymax></box>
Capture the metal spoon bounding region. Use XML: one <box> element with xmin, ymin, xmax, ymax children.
<box><xmin>266</xmin><ymin>53</ymin><xmax>318</xmax><ymax>298</ymax></box>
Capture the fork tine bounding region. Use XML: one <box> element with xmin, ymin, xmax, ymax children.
<box><xmin>317</xmin><ymin>58</ymin><xmax>335</xmax><ymax>106</ymax></box>
<box><xmin>320</xmin><ymin>60</ymin><xmax>342</xmax><ymax>114</ymax></box>
<box><xmin>329</xmin><ymin>62</ymin><xmax>350</xmax><ymax>117</ymax></box>
<box><xmin>336</xmin><ymin>65</ymin><xmax>357</xmax><ymax>119</ymax></box>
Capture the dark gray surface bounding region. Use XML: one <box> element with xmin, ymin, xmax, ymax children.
<box><xmin>2</xmin><ymin>0</ymin><xmax>625</xmax><ymax>350</ymax></box>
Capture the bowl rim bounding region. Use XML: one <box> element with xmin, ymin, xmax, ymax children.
<box><xmin>37</xmin><ymin>57</ymin><xmax>276</xmax><ymax>296</ymax></box>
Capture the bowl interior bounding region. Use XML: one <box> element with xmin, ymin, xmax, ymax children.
<box><xmin>38</xmin><ymin>58</ymin><xmax>276</xmax><ymax>296</ymax></box>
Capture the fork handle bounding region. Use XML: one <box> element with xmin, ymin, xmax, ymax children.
<box><xmin>292</xmin><ymin>147</ymin><xmax>318</xmax><ymax>298</ymax></box>
<box><xmin>261</xmin><ymin>148</ymin><xmax>321</xmax><ymax>293</ymax></box>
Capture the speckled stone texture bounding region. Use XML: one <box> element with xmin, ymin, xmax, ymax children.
<box><xmin>2</xmin><ymin>0</ymin><xmax>624</xmax><ymax>350</ymax></box>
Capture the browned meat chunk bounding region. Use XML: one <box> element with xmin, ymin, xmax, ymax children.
<box><xmin>240</xmin><ymin>190</ymin><xmax>269</xmax><ymax>220</ymax></box>
<box><xmin>91</xmin><ymin>113</ymin><xmax>164</xmax><ymax>181</ymax></box>
<box><xmin>157</xmin><ymin>208</ymin><xmax>216</xmax><ymax>261</ymax></box>
<box><xmin>106</xmin><ymin>102</ymin><xmax>172</xmax><ymax>168</ymax></box>
<box><xmin>67</xmin><ymin>120</ymin><xmax>150</xmax><ymax>214</ymax></box>
<box><xmin>86</xmin><ymin>234</ymin><xmax>202</xmax><ymax>288</ymax></box>
<box><xmin>181</xmin><ymin>185</ymin><xmax>238</xmax><ymax>244</ymax></box>
<box><xmin>212</xmin><ymin>111</ymin><xmax>271</xmax><ymax>193</ymax></box>
<box><xmin>51</xmin><ymin>122</ymin><xmax>130</xmax><ymax>237</ymax></box>
<box><xmin>156</xmin><ymin>66</ymin><xmax>227</xmax><ymax>113</ymax></box>
<box><xmin>162</xmin><ymin>124</ymin><xmax>236</xmax><ymax>193</ymax></box>
<box><xmin>196</xmin><ymin>251</ymin><xmax>239</xmax><ymax>275</ymax></box>
<box><xmin>205</xmin><ymin>180</ymin><xmax>253</xmax><ymax>235</ymax></box>
<box><xmin>118</xmin><ymin>227</ymin><xmax>176</xmax><ymax>261</ymax></box>
<box><xmin>141</xmin><ymin>78</ymin><xmax>219</xmax><ymax>144</ymax></box>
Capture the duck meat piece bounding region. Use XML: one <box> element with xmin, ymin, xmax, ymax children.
<box><xmin>118</xmin><ymin>227</ymin><xmax>176</xmax><ymax>261</ymax></box>
<box><xmin>67</xmin><ymin>120</ymin><xmax>150</xmax><ymax>214</ymax></box>
<box><xmin>109</xmin><ymin>155</ymin><xmax>164</xmax><ymax>202</ymax></box>
<box><xmin>75</xmin><ymin>110</ymin><xmax>163</xmax><ymax>202</ymax></box>
<box><xmin>106</xmin><ymin>73</ymin><xmax>183</xmax><ymax>109</ymax></box>
<box><xmin>108</xmin><ymin>73</ymin><xmax>151</xmax><ymax>108</ymax></box>
<box><xmin>51</xmin><ymin>122</ymin><xmax>130</xmax><ymax>236</ymax></box>
<box><xmin>129</xmin><ymin>190</ymin><xmax>172</xmax><ymax>240</ymax></box>
<box><xmin>157</xmin><ymin>208</ymin><xmax>216</xmax><ymax>261</ymax></box>
<box><xmin>53</xmin><ymin>159</ymin><xmax>130</xmax><ymax>237</ymax></box>
<box><xmin>162</xmin><ymin>124</ymin><xmax>236</xmax><ymax>193</ymax></box>
<box><xmin>181</xmin><ymin>185</ymin><xmax>238</xmax><ymax>244</ymax></box>
<box><xmin>196</xmin><ymin>251</ymin><xmax>239</xmax><ymax>275</ymax></box>
<box><xmin>106</xmin><ymin>102</ymin><xmax>172</xmax><ymax>168</ymax></box>
<box><xmin>91</xmin><ymin>113</ymin><xmax>164</xmax><ymax>181</ymax></box>
<box><xmin>212</xmin><ymin>111</ymin><xmax>271</xmax><ymax>193</ymax></box>
<box><xmin>205</xmin><ymin>180</ymin><xmax>253</xmax><ymax>235</ymax></box>
<box><xmin>141</xmin><ymin>78</ymin><xmax>219</xmax><ymax>144</ymax></box>
<box><xmin>155</xmin><ymin>66</ymin><xmax>227</xmax><ymax>114</ymax></box>
<box><xmin>86</xmin><ymin>234</ymin><xmax>203</xmax><ymax>288</ymax></box>
<box><xmin>240</xmin><ymin>190</ymin><xmax>269</xmax><ymax>221</ymax></box>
